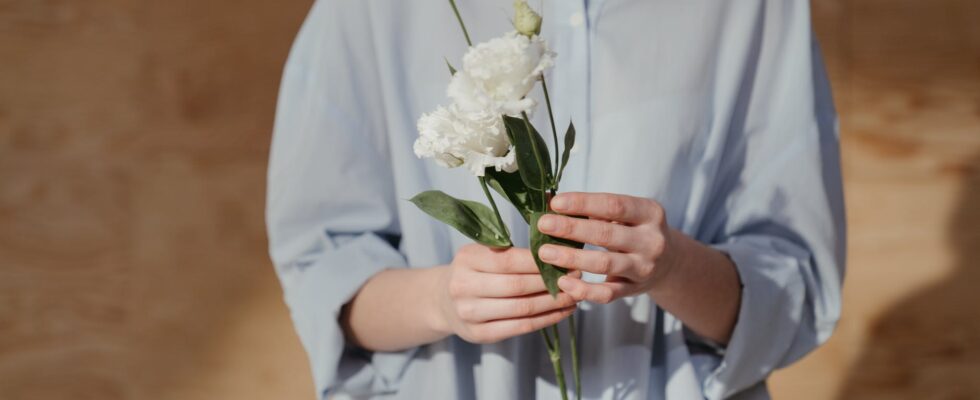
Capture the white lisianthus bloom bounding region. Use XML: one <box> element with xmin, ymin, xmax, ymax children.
<box><xmin>414</xmin><ymin>104</ymin><xmax>518</xmax><ymax>176</ymax></box>
<box><xmin>447</xmin><ymin>31</ymin><xmax>555</xmax><ymax>116</ymax></box>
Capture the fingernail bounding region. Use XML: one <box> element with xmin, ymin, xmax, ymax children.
<box><xmin>551</xmin><ymin>195</ymin><xmax>568</xmax><ymax>210</ymax></box>
<box><xmin>557</xmin><ymin>276</ymin><xmax>572</xmax><ymax>289</ymax></box>
<box><xmin>537</xmin><ymin>215</ymin><xmax>556</xmax><ymax>231</ymax></box>
<box><xmin>538</xmin><ymin>246</ymin><xmax>557</xmax><ymax>261</ymax></box>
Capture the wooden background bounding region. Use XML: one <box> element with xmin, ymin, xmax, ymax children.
<box><xmin>1</xmin><ymin>1</ymin><xmax>977</xmax><ymax>399</ymax></box>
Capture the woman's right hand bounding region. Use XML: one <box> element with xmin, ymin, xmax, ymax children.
<box><xmin>433</xmin><ymin>244</ymin><xmax>579</xmax><ymax>344</ymax></box>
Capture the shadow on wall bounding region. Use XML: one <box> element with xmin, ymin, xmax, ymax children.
<box><xmin>838</xmin><ymin>151</ymin><xmax>980</xmax><ymax>399</ymax></box>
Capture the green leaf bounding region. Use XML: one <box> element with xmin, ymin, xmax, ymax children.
<box><xmin>484</xmin><ymin>168</ymin><xmax>543</xmax><ymax>223</ymax></box>
<box><xmin>556</xmin><ymin>121</ymin><xmax>576</xmax><ymax>185</ymax></box>
<box><xmin>410</xmin><ymin>190</ymin><xmax>512</xmax><ymax>248</ymax></box>
<box><xmin>503</xmin><ymin>115</ymin><xmax>553</xmax><ymax>191</ymax></box>
<box><xmin>530</xmin><ymin>211</ymin><xmax>583</xmax><ymax>297</ymax></box>
<box><xmin>445</xmin><ymin>57</ymin><xmax>457</xmax><ymax>76</ymax></box>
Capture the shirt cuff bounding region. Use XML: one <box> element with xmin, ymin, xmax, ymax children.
<box><xmin>699</xmin><ymin>235</ymin><xmax>810</xmax><ymax>399</ymax></box>
<box><xmin>277</xmin><ymin>232</ymin><xmax>411</xmax><ymax>399</ymax></box>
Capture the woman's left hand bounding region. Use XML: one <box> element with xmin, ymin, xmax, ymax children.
<box><xmin>536</xmin><ymin>192</ymin><xmax>680</xmax><ymax>304</ymax></box>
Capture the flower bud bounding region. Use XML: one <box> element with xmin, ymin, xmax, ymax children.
<box><xmin>513</xmin><ymin>0</ymin><xmax>542</xmax><ymax>37</ymax></box>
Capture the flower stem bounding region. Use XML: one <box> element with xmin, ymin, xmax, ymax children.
<box><xmin>540</xmin><ymin>328</ymin><xmax>555</xmax><ymax>351</ymax></box>
<box><xmin>540</xmin><ymin>77</ymin><xmax>560</xmax><ymax>183</ymax></box>
<box><xmin>447</xmin><ymin>0</ymin><xmax>473</xmax><ymax>47</ymax></box>
<box><xmin>569</xmin><ymin>315</ymin><xmax>581</xmax><ymax>400</ymax></box>
<box><xmin>478</xmin><ymin>176</ymin><xmax>511</xmax><ymax>245</ymax></box>
<box><xmin>551</xmin><ymin>324</ymin><xmax>569</xmax><ymax>398</ymax></box>
<box><xmin>541</xmin><ymin>327</ymin><xmax>569</xmax><ymax>400</ymax></box>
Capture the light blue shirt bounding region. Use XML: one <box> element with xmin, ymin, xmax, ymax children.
<box><xmin>266</xmin><ymin>0</ymin><xmax>846</xmax><ymax>399</ymax></box>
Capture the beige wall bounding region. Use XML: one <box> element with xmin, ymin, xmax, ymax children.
<box><xmin>1</xmin><ymin>1</ymin><xmax>977</xmax><ymax>399</ymax></box>
<box><xmin>0</xmin><ymin>1</ymin><xmax>315</xmax><ymax>398</ymax></box>
<box><xmin>770</xmin><ymin>1</ymin><xmax>980</xmax><ymax>398</ymax></box>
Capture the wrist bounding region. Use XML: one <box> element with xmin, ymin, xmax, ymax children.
<box><xmin>647</xmin><ymin>228</ymin><xmax>688</xmax><ymax>299</ymax></box>
<box><xmin>425</xmin><ymin>265</ymin><xmax>454</xmax><ymax>337</ymax></box>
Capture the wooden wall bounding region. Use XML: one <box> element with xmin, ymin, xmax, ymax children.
<box><xmin>1</xmin><ymin>1</ymin><xmax>977</xmax><ymax>399</ymax></box>
<box><xmin>771</xmin><ymin>1</ymin><xmax>980</xmax><ymax>398</ymax></box>
<box><xmin>0</xmin><ymin>1</ymin><xmax>314</xmax><ymax>399</ymax></box>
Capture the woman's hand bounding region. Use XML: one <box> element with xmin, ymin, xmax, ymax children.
<box><xmin>536</xmin><ymin>192</ymin><xmax>741</xmax><ymax>344</ymax></box>
<box><xmin>434</xmin><ymin>244</ymin><xmax>578</xmax><ymax>344</ymax></box>
<box><xmin>536</xmin><ymin>192</ymin><xmax>681</xmax><ymax>304</ymax></box>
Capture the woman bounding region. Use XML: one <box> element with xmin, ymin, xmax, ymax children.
<box><xmin>266</xmin><ymin>0</ymin><xmax>845</xmax><ymax>398</ymax></box>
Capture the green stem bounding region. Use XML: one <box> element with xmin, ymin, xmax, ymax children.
<box><xmin>551</xmin><ymin>324</ymin><xmax>562</xmax><ymax>360</ymax></box>
<box><xmin>543</xmin><ymin>326</ymin><xmax>569</xmax><ymax>400</ymax></box>
<box><xmin>569</xmin><ymin>315</ymin><xmax>581</xmax><ymax>400</ymax></box>
<box><xmin>540</xmin><ymin>77</ymin><xmax>560</xmax><ymax>183</ymax></box>
<box><xmin>539</xmin><ymin>328</ymin><xmax>555</xmax><ymax>352</ymax></box>
<box><xmin>551</xmin><ymin>324</ymin><xmax>569</xmax><ymax>398</ymax></box>
<box><xmin>520</xmin><ymin>112</ymin><xmax>549</xmax><ymax>206</ymax></box>
<box><xmin>478</xmin><ymin>176</ymin><xmax>511</xmax><ymax>244</ymax></box>
<box><xmin>447</xmin><ymin>0</ymin><xmax>473</xmax><ymax>46</ymax></box>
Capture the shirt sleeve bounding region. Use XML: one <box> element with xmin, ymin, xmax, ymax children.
<box><xmin>265</xmin><ymin>1</ymin><xmax>413</xmax><ymax>398</ymax></box>
<box><xmin>694</xmin><ymin>2</ymin><xmax>846</xmax><ymax>399</ymax></box>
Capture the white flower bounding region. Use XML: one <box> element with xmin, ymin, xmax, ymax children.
<box><xmin>414</xmin><ymin>104</ymin><xmax>518</xmax><ymax>176</ymax></box>
<box><xmin>447</xmin><ymin>31</ymin><xmax>555</xmax><ymax>116</ymax></box>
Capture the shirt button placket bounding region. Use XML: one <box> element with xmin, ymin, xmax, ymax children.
<box><xmin>557</xmin><ymin>0</ymin><xmax>591</xmax><ymax>193</ymax></box>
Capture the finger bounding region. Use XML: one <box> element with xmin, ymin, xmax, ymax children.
<box><xmin>550</xmin><ymin>192</ymin><xmax>652</xmax><ymax>225</ymax></box>
<box><xmin>466</xmin><ymin>272</ymin><xmax>550</xmax><ymax>298</ymax></box>
<box><xmin>538</xmin><ymin>244</ymin><xmax>645</xmax><ymax>281</ymax></box>
<box><xmin>471</xmin><ymin>306</ymin><xmax>577</xmax><ymax>344</ymax></box>
<box><xmin>557</xmin><ymin>275</ymin><xmax>632</xmax><ymax>305</ymax></box>
<box><xmin>537</xmin><ymin>214</ymin><xmax>637</xmax><ymax>252</ymax></box>
<box><xmin>470</xmin><ymin>247</ymin><xmax>539</xmax><ymax>274</ymax></box>
<box><xmin>456</xmin><ymin>292</ymin><xmax>578</xmax><ymax>323</ymax></box>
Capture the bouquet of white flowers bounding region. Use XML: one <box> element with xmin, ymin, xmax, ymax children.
<box><xmin>410</xmin><ymin>1</ymin><xmax>582</xmax><ymax>399</ymax></box>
